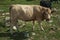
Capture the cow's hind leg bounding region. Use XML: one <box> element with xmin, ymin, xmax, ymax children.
<box><xmin>10</xmin><ymin>18</ymin><xmax>19</xmax><ymax>34</ymax></box>
<box><xmin>10</xmin><ymin>18</ymin><xmax>15</xmax><ymax>34</ymax></box>
<box><xmin>14</xmin><ymin>20</ymin><xmax>19</xmax><ymax>32</ymax></box>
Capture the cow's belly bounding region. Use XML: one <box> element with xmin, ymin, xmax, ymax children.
<box><xmin>18</xmin><ymin>13</ymin><xmax>34</xmax><ymax>21</ymax></box>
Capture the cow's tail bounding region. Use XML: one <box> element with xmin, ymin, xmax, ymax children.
<box><xmin>9</xmin><ymin>5</ymin><xmax>13</xmax><ymax>20</ymax></box>
<box><xmin>9</xmin><ymin>5</ymin><xmax>13</xmax><ymax>26</ymax></box>
<box><xmin>9</xmin><ymin>5</ymin><xmax>13</xmax><ymax>34</ymax></box>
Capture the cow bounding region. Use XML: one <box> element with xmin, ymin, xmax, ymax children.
<box><xmin>9</xmin><ymin>4</ymin><xmax>52</xmax><ymax>34</ymax></box>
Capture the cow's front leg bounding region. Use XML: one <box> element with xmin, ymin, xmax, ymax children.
<box><xmin>38</xmin><ymin>21</ymin><xmax>44</xmax><ymax>31</ymax></box>
<box><xmin>40</xmin><ymin>23</ymin><xmax>44</xmax><ymax>31</ymax></box>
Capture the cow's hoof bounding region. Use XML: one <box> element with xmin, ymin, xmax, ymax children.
<box><xmin>20</xmin><ymin>24</ymin><xmax>26</xmax><ymax>28</ymax></box>
<box><xmin>6</xmin><ymin>29</ymin><xmax>10</xmax><ymax>32</ymax></box>
<box><xmin>40</xmin><ymin>28</ymin><xmax>44</xmax><ymax>31</ymax></box>
<box><xmin>38</xmin><ymin>28</ymin><xmax>44</xmax><ymax>31</ymax></box>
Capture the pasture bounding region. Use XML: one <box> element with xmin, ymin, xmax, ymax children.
<box><xmin>0</xmin><ymin>0</ymin><xmax>60</xmax><ymax>40</ymax></box>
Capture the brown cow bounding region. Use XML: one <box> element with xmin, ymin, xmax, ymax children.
<box><xmin>9</xmin><ymin>4</ymin><xmax>52</xmax><ymax>34</ymax></box>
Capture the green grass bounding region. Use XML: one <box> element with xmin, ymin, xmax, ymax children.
<box><xmin>0</xmin><ymin>0</ymin><xmax>40</xmax><ymax>12</ymax></box>
<box><xmin>0</xmin><ymin>0</ymin><xmax>60</xmax><ymax>40</ymax></box>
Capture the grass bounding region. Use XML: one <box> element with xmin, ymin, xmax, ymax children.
<box><xmin>0</xmin><ymin>0</ymin><xmax>60</xmax><ymax>40</ymax></box>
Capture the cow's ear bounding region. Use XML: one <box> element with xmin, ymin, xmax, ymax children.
<box><xmin>46</xmin><ymin>8</ymin><xmax>52</xmax><ymax>14</ymax></box>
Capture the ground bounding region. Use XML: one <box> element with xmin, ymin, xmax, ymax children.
<box><xmin>0</xmin><ymin>0</ymin><xmax>60</xmax><ymax>40</ymax></box>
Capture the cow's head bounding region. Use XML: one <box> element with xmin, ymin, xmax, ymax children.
<box><xmin>42</xmin><ymin>8</ymin><xmax>51</xmax><ymax>21</ymax></box>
